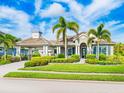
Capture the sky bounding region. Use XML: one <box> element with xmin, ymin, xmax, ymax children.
<box><xmin>0</xmin><ymin>0</ymin><xmax>124</xmax><ymax>42</ymax></box>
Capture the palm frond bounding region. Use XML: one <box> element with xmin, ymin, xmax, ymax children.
<box><xmin>67</xmin><ymin>22</ymin><xmax>79</xmax><ymax>34</ymax></box>
<box><xmin>56</xmin><ymin>28</ymin><xmax>64</xmax><ymax>41</ymax></box>
<box><xmin>88</xmin><ymin>29</ymin><xmax>97</xmax><ymax>37</ymax></box>
<box><xmin>101</xmin><ymin>34</ymin><xmax>111</xmax><ymax>43</ymax></box>
<box><xmin>101</xmin><ymin>29</ymin><xmax>111</xmax><ymax>36</ymax></box>
<box><xmin>59</xmin><ymin>16</ymin><xmax>66</xmax><ymax>27</ymax></box>
<box><xmin>97</xmin><ymin>23</ymin><xmax>104</xmax><ymax>35</ymax></box>
<box><xmin>52</xmin><ymin>24</ymin><xmax>61</xmax><ymax>33</ymax></box>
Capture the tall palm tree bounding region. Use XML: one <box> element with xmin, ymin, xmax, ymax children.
<box><xmin>87</xmin><ymin>24</ymin><xmax>111</xmax><ymax>59</ymax></box>
<box><xmin>0</xmin><ymin>34</ymin><xmax>14</xmax><ymax>60</ymax></box>
<box><xmin>53</xmin><ymin>16</ymin><xmax>79</xmax><ymax>58</ymax></box>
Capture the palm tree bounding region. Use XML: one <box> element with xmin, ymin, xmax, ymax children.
<box><xmin>0</xmin><ymin>34</ymin><xmax>14</xmax><ymax>60</ymax></box>
<box><xmin>53</xmin><ymin>16</ymin><xmax>79</xmax><ymax>58</ymax></box>
<box><xmin>5</xmin><ymin>34</ymin><xmax>21</xmax><ymax>56</ymax></box>
<box><xmin>87</xmin><ymin>24</ymin><xmax>111</xmax><ymax>59</ymax></box>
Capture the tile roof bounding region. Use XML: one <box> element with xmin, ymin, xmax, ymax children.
<box><xmin>16</xmin><ymin>37</ymin><xmax>52</xmax><ymax>47</ymax></box>
<box><xmin>16</xmin><ymin>31</ymin><xmax>115</xmax><ymax>47</ymax></box>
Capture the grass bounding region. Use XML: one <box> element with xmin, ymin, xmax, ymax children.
<box><xmin>20</xmin><ymin>64</ymin><xmax>124</xmax><ymax>73</ymax></box>
<box><xmin>4</xmin><ymin>72</ymin><xmax>124</xmax><ymax>82</ymax></box>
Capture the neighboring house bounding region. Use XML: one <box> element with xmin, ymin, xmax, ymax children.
<box><xmin>16</xmin><ymin>31</ymin><xmax>115</xmax><ymax>58</ymax></box>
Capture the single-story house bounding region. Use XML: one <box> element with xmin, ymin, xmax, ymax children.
<box><xmin>16</xmin><ymin>31</ymin><xmax>115</xmax><ymax>58</ymax></box>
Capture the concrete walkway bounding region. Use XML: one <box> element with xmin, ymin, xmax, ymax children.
<box><xmin>0</xmin><ymin>61</ymin><xmax>26</xmax><ymax>77</ymax></box>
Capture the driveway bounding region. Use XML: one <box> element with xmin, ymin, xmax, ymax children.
<box><xmin>0</xmin><ymin>61</ymin><xmax>25</xmax><ymax>77</ymax></box>
<box><xmin>1</xmin><ymin>78</ymin><xmax>124</xmax><ymax>93</ymax></box>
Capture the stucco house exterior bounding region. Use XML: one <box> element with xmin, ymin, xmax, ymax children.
<box><xmin>16</xmin><ymin>31</ymin><xmax>115</xmax><ymax>58</ymax></box>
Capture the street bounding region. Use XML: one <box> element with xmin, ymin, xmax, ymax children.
<box><xmin>0</xmin><ymin>78</ymin><xmax>124</xmax><ymax>93</ymax></box>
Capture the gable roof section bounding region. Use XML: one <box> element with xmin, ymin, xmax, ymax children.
<box><xmin>16</xmin><ymin>37</ymin><xmax>52</xmax><ymax>47</ymax></box>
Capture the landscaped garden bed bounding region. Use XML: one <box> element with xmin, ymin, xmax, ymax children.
<box><xmin>0</xmin><ymin>54</ymin><xmax>28</xmax><ymax>65</ymax></box>
<box><xmin>24</xmin><ymin>54</ymin><xmax>80</xmax><ymax>67</ymax></box>
<box><xmin>86</xmin><ymin>54</ymin><xmax>124</xmax><ymax>65</ymax></box>
<box><xmin>4</xmin><ymin>72</ymin><xmax>124</xmax><ymax>82</ymax></box>
<box><xmin>0</xmin><ymin>55</ymin><xmax>21</xmax><ymax>65</ymax></box>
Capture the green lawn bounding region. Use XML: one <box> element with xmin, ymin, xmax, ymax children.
<box><xmin>4</xmin><ymin>72</ymin><xmax>124</xmax><ymax>82</ymax></box>
<box><xmin>20</xmin><ymin>64</ymin><xmax>124</xmax><ymax>73</ymax></box>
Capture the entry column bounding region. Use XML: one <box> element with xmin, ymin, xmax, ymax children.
<box><xmin>16</xmin><ymin>46</ymin><xmax>21</xmax><ymax>56</ymax></box>
<box><xmin>28</xmin><ymin>48</ymin><xmax>32</xmax><ymax>60</ymax></box>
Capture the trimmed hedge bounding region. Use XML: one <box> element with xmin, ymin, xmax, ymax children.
<box><xmin>24</xmin><ymin>55</ymin><xmax>80</xmax><ymax>67</ymax></box>
<box><xmin>86</xmin><ymin>54</ymin><xmax>96</xmax><ymax>59</ymax></box>
<box><xmin>57</xmin><ymin>54</ymin><xmax>65</xmax><ymax>58</ymax></box>
<box><xmin>86</xmin><ymin>54</ymin><xmax>124</xmax><ymax>65</ymax></box>
<box><xmin>99</xmin><ymin>54</ymin><xmax>106</xmax><ymax>61</ymax></box>
<box><xmin>25</xmin><ymin>60</ymin><xmax>48</xmax><ymax>67</ymax></box>
<box><xmin>0</xmin><ymin>60</ymin><xmax>11</xmax><ymax>65</ymax></box>
<box><xmin>71</xmin><ymin>54</ymin><xmax>80</xmax><ymax>62</ymax></box>
<box><xmin>49</xmin><ymin>58</ymin><xmax>78</xmax><ymax>63</ymax></box>
<box><xmin>1</xmin><ymin>55</ymin><xmax>20</xmax><ymax>62</ymax></box>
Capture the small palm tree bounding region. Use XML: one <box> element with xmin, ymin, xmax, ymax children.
<box><xmin>0</xmin><ymin>34</ymin><xmax>14</xmax><ymax>60</ymax></box>
<box><xmin>5</xmin><ymin>34</ymin><xmax>21</xmax><ymax>56</ymax></box>
<box><xmin>53</xmin><ymin>16</ymin><xmax>79</xmax><ymax>58</ymax></box>
<box><xmin>87</xmin><ymin>24</ymin><xmax>111</xmax><ymax>59</ymax></box>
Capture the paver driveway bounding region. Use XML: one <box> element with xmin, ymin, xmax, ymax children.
<box><xmin>0</xmin><ymin>61</ymin><xmax>25</xmax><ymax>77</ymax></box>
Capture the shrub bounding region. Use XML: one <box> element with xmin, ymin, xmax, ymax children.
<box><xmin>10</xmin><ymin>56</ymin><xmax>20</xmax><ymax>62</ymax></box>
<box><xmin>67</xmin><ymin>58</ymin><xmax>78</xmax><ymax>63</ymax></box>
<box><xmin>21</xmin><ymin>55</ymin><xmax>28</xmax><ymax>60</ymax></box>
<box><xmin>97</xmin><ymin>61</ymin><xmax>121</xmax><ymax>65</ymax></box>
<box><xmin>99</xmin><ymin>54</ymin><xmax>106</xmax><ymax>61</ymax></box>
<box><xmin>0</xmin><ymin>60</ymin><xmax>11</xmax><ymax>65</ymax></box>
<box><xmin>86</xmin><ymin>59</ymin><xmax>99</xmax><ymax>64</ymax></box>
<box><xmin>49</xmin><ymin>58</ymin><xmax>79</xmax><ymax>63</ymax></box>
<box><xmin>41</xmin><ymin>56</ymin><xmax>56</xmax><ymax>59</ymax></box>
<box><xmin>31</xmin><ymin>56</ymin><xmax>56</xmax><ymax>63</ymax></box>
<box><xmin>24</xmin><ymin>61</ymin><xmax>35</xmax><ymax>67</ymax></box>
<box><xmin>50</xmin><ymin>58</ymin><xmax>66</xmax><ymax>63</ymax></box>
<box><xmin>32</xmin><ymin>51</ymin><xmax>41</xmax><ymax>57</ymax></box>
<box><xmin>57</xmin><ymin>54</ymin><xmax>65</xmax><ymax>58</ymax></box>
<box><xmin>24</xmin><ymin>59</ymin><xmax>48</xmax><ymax>67</ymax></box>
<box><xmin>86</xmin><ymin>54</ymin><xmax>96</xmax><ymax>59</ymax></box>
<box><xmin>71</xmin><ymin>54</ymin><xmax>80</xmax><ymax>62</ymax></box>
<box><xmin>1</xmin><ymin>55</ymin><xmax>12</xmax><ymax>60</ymax></box>
<box><xmin>1</xmin><ymin>55</ymin><xmax>20</xmax><ymax>62</ymax></box>
<box><xmin>107</xmin><ymin>55</ymin><xmax>124</xmax><ymax>64</ymax></box>
<box><xmin>30</xmin><ymin>57</ymin><xmax>49</xmax><ymax>67</ymax></box>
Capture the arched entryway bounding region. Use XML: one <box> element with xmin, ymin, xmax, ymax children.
<box><xmin>80</xmin><ymin>43</ymin><xmax>87</xmax><ymax>58</ymax></box>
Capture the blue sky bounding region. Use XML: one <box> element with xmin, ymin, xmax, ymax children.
<box><xmin>0</xmin><ymin>0</ymin><xmax>124</xmax><ymax>42</ymax></box>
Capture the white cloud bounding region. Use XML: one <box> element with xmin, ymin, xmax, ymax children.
<box><xmin>35</xmin><ymin>0</ymin><xmax>42</xmax><ymax>14</ymax></box>
<box><xmin>0</xmin><ymin>6</ymin><xmax>33</xmax><ymax>38</ymax></box>
<box><xmin>40</xmin><ymin>3</ymin><xmax>65</xmax><ymax>18</ymax></box>
<box><xmin>83</xmin><ymin>0</ymin><xmax>124</xmax><ymax>22</ymax></box>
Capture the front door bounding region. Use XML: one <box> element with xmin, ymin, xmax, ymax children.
<box><xmin>81</xmin><ymin>47</ymin><xmax>87</xmax><ymax>58</ymax></box>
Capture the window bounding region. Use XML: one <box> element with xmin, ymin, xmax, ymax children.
<box><xmin>54</xmin><ymin>49</ymin><xmax>57</xmax><ymax>54</ymax></box>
